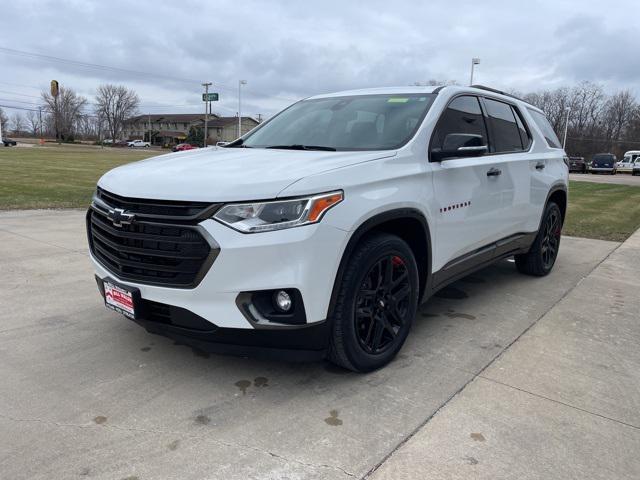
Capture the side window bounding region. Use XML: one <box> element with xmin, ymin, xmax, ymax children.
<box><xmin>431</xmin><ymin>96</ymin><xmax>488</xmax><ymax>154</ymax></box>
<box><xmin>484</xmin><ymin>98</ymin><xmax>524</xmax><ymax>152</ymax></box>
<box><xmin>528</xmin><ymin>109</ymin><xmax>562</xmax><ymax>149</ymax></box>
<box><xmin>512</xmin><ymin>107</ymin><xmax>531</xmax><ymax>150</ymax></box>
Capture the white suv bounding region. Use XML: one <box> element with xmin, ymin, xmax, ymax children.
<box><xmin>88</xmin><ymin>85</ymin><xmax>568</xmax><ymax>372</ymax></box>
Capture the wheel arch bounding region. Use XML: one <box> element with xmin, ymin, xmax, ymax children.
<box><xmin>546</xmin><ymin>184</ymin><xmax>568</xmax><ymax>225</ymax></box>
<box><xmin>327</xmin><ymin>208</ymin><xmax>432</xmax><ymax>319</ymax></box>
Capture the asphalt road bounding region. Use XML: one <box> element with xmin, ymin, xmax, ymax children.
<box><xmin>0</xmin><ymin>210</ymin><xmax>628</xmax><ymax>479</ymax></box>
<box><xmin>570</xmin><ymin>172</ymin><xmax>640</xmax><ymax>186</ymax></box>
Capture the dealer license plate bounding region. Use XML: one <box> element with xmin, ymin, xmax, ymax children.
<box><xmin>103</xmin><ymin>280</ymin><xmax>137</xmax><ymax>319</ymax></box>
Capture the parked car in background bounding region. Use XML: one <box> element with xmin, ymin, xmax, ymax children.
<box><xmin>632</xmin><ymin>158</ymin><xmax>640</xmax><ymax>176</ymax></box>
<box><xmin>2</xmin><ymin>138</ymin><xmax>17</xmax><ymax>147</ymax></box>
<box><xmin>617</xmin><ymin>151</ymin><xmax>640</xmax><ymax>173</ymax></box>
<box><xmin>568</xmin><ymin>156</ymin><xmax>587</xmax><ymax>173</ymax></box>
<box><xmin>87</xmin><ymin>84</ymin><xmax>568</xmax><ymax>372</ymax></box>
<box><xmin>590</xmin><ymin>153</ymin><xmax>617</xmax><ymax>174</ymax></box>
<box><xmin>127</xmin><ymin>139</ymin><xmax>150</xmax><ymax>148</ymax></box>
<box><xmin>172</xmin><ymin>143</ymin><xmax>198</xmax><ymax>152</ymax></box>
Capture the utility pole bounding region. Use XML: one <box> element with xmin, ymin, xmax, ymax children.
<box><xmin>98</xmin><ymin>115</ymin><xmax>103</xmax><ymax>149</ymax></box>
<box><xmin>51</xmin><ymin>80</ymin><xmax>60</xmax><ymax>143</ymax></box>
<box><xmin>148</xmin><ymin>113</ymin><xmax>152</xmax><ymax>145</ymax></box>
<box><xmin>238</xmin><ymin>80</ymin><xmax>247</xmax><ymax>138</ymax></box>
<box><xmin>563</xmin><ymin>106</ymin><xmax>571</xmax><ymax>150</ymax></box>
<box><xmin>0</xmin><ymin>110</ymin><xmax>3</xmax><ymax>145</ymax></box>
<box><xmin>202</xmin><ymin>82</ymin><xmax>212</xmax><ymax>147</ymax></box>
<box><xmin>38</xmin><ymin>106</ymin><xmax>43</xmax><ymax>139</ymax></box>
<box><xmin>257</xmin><ymin>113</ymin><xmax>263</xmax><ymax>123</ymax></box>
<box><xmin>469</xmin><ymin>58</ymin><xmax>480</xmax><ymax>85</ymax></box>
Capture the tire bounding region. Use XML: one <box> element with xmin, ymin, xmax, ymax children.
<box><xmin>515</xmin><ymin>202</ymin><xmax>562</xmax><ymax>276</ymax></box>
<box><xmin>327</xmin><ymin>232</ymin><xmax>420</xmax><ymax>372</ymax></box>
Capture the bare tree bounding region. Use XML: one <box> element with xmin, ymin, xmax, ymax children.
<box><xmin>76</xmin><ymin>114</ymin><xmax>102</xmax><ymax>140</ymax></box>
<box><xmin>11</xmin><ymin>113</ymin><xmax>25</xmax><ymax>135</ymax></box>
<box><xmin>523</xmin><ymin>82</ymin><xmax>640</xmax><ymax>157</ymax></box>
<box><xmin>0</xmin><ymin>107</ymin><xmax>8</xmax><ymax>136</ymax></box>
<box><xmin>41</xmin><ymin>86</ymin><xmax>88</xmax><ymax>141</ymax></box>
<box><xmin>94</xmin><ymin>84</ymin><xmax>140</xmax><ymax>142</ymax></box>
<box><xmin>25</xmin><ymin>110</ymin><xmax>42</xmax><ymax>137</ymax></box>
<box><xmin>602</xmin><ymin>90</ymin><xmax>636</xmax><ymax>146</ymax></box>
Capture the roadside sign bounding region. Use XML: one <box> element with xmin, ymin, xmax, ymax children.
<box><xmin>202</xmin><ymin>93</ymin><xmax>219</xmax><ymax>102</ymax></box>
<box><xmin>51</xmin><ymin>80</ymin><xmax>59</xmax><ymax>97</ymax></box>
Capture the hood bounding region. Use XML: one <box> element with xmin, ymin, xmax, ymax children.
<box><xmin>98</xmin><ymin>147</ymin><xmax>396</xmax><ymax>201</ymax></box>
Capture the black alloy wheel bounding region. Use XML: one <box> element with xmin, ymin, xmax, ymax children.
<box><xmin>515</xmin><ymin>201</ymin><xmax>563</xmax><ymax>276</ymax></box>
<box><xmin>354</xmin><ymin>254</ymin><xmax>411</xmax><ymax>355</ymax></box>
<box><xmin>328</xmin><ymin>233</ymin><xmax>419</xmax><ymax>372</ymax></box>
<box><xmin>540</xmin><ymin>207</ymin><xmax>561</xmax><ymax>270</ymax></box>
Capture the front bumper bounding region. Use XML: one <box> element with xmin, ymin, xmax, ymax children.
<box><xmin>90</xmin><ymin>217</ymin><xmax>349</xmax><ymax>332</ymax></box>
<box><xmin>590</xmin><ymin>167</ymin><xmax>615</xmax><ymax>172</ymax></box>
<box><xmin>95</xmin><ymin>277</ymin><xmax>330</xmax><ymax>360</ymax></box>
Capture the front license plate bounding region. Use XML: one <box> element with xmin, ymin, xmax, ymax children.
<box><xmin>104</xmin><ymin>280</ymin><xmax>137</xmax><ymax>319</ymax></box>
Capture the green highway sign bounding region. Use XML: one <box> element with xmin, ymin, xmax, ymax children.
<box><xmin>202</xmin><ymin>93</ymin><xmax>219</xmax><ymax>101</ymax></box>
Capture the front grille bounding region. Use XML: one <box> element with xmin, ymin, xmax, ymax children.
<box><xmin>96</xmin><ymin>187</ymin><xmax>217</xmax><ymax>220</ymax></box>
<box><xmin>88</xmin><ymin>190</ymin><xmax>220</xmax><ymax>288</ymax></box>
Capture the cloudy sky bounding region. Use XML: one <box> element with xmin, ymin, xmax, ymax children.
<box><xmin>0</xmin><ymin>0</ymin><xmax>637</xmax><ymax>119</ymax></box>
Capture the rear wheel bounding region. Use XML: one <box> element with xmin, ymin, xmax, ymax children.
<box><xmin>515</xmin><ymin>202</ymin><xmax>562</xmax><ymax>276</ymax></box>
<box><xmin>328</xmin><ymin>233</ymin><xmax>419</xmax><ymax>372</ymax></box>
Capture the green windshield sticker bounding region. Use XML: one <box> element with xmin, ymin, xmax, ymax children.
<box><xmin>387</xmin><ymin>97</ymin><xmax>409</xmax><ymax>103</ymax></box>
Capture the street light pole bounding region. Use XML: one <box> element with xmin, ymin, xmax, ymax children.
<box><xmin>469</xmin><ymin>58</ymin><xmax>480</xmax><ymax>85</ymax></box>
<box><xmin>202</xmin><ymin>82</ymin><xmax>212</xmax><ymax>147</ymax></box>
<box><xmin>563</xmin><ymin>106</ymin><xmax>571</xmax><ymax>150</ymax></box>
<box><xmin>238</xmin><ymin>80</ymin><xmax>247</xmax><ymax>138</ymax></box>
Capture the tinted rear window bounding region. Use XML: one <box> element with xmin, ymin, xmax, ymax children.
<box><xmin>527</xmin><ymin>109</ymin><xmax>562</xmax><ymax>149</ymax></box>
<box><xmin>593</xmin><ymin>154</ymin><xmax>614</xmax><ymax>163</ymax></box>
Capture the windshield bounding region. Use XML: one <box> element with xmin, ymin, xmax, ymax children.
<box><xmin>241</xmin><ymin>93</ymin><xmax>436</xmax><ymax>151</ymax></box>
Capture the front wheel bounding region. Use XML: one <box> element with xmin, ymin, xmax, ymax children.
<box><xmin>328</xmin><ymin>233</ymin><xmax>419</xmax><ymax>372</ymax></box>
<box><xmin>515</xmin><ymin>202</ymin><xmax>562</xmax><ymax>276</ymax></box>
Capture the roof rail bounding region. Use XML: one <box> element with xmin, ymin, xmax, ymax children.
<box><xmin>470</xmin><ymin>84</ymin><xmax>525</xmax><ymax>102</ymax></box>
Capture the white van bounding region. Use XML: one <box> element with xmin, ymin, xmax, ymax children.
<box><xmin>617</xmin><ymin>151</ymin><xmax>640</xmax><ymax>173</ymax></box>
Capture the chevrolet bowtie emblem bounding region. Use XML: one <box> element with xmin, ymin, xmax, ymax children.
<box><xmin>107</xmin><ymin>208</ymin><xmax>135</xmax><ymax>227</ymax></box>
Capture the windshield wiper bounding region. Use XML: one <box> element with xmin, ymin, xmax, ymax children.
<box><xmin>265</xmin><ymin>144</ymin><xmax>336</xmax><ymax>151</ymax></box>
<box><xmin>225</xmin><ymin>139</ymin><xmax>252</xmax><ymax>148</ymax></box>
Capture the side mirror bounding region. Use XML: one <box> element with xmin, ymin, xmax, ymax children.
<box><xmin>431</xmin><ymin>133</ymin><xmax>488</xmax><ymax>161</ymax></box>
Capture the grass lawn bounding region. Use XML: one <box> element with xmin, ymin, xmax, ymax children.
<box><xmin>1</xmin><ymin>147</ymin><xmax>639</xmax><ymax>242</ymax></box>
<box><xmin>565</xmin><ymin>180</ymin><xmax>640</xmax><ymax>242</ymax></box>
<box><xmin>0</xmin><ymin>145</ymin><xmax>156</xmax><ymax>209</ymax></box>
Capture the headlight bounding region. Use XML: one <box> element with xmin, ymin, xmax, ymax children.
<box><xmin>213</xmin><ymin>191</ymin><xmax>343</xmax><ymax>233</ymax></box>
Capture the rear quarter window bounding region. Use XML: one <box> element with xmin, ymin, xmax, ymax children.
<box><xmin>527</xmin><ymin>109</ymin><xmax>562</xmax><ymax>149</ymax></box>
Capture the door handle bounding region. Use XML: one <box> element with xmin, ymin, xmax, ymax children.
<box><xmin>535</xmin><ymin>163</ymin><xmax>545</xmax><ymax>170</ymax></box>
<box><xmin>486</xmin><ymin>168</ymin><xmax>502</xmax><ymax>177</ymax></box>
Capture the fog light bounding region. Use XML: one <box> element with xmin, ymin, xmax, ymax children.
<box><xmin>273</xmin><ymin>290</ymin><xmax>292</xmax><ymax>312</ymax></box>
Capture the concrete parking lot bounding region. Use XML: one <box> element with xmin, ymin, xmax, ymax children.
<box><xmin>570</xmin><ymin>172</ymin><xmax>640</xmax><ymax>186</ymax></box>
<box><xmin>1</xmin><ymin>210</ymin><xmax>639</xmax><ymax>479</ymax></box>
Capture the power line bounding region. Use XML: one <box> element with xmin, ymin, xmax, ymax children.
<box><xmin>0</xmin><ymin>46</ymin><xmax>202</xmax><ymax>86</ymax></box>
<box><xmin>0</xmin><ymin>46</ymin><xmax>300</xmax><ymax>102</ymax></box>
<box><xmin>0</xmin><ymin>80</ymin><xmax>43</xmax><ymax>90</ymax></box>
<box><xmin>568</xmin><ymin>136</ymin><xmax>640</xmax><ymax>145</ymax></box>
<box><xmin>0</xmin><ymin>89</ymin><xmax>41</xmax><ymax>98</ymax></box>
